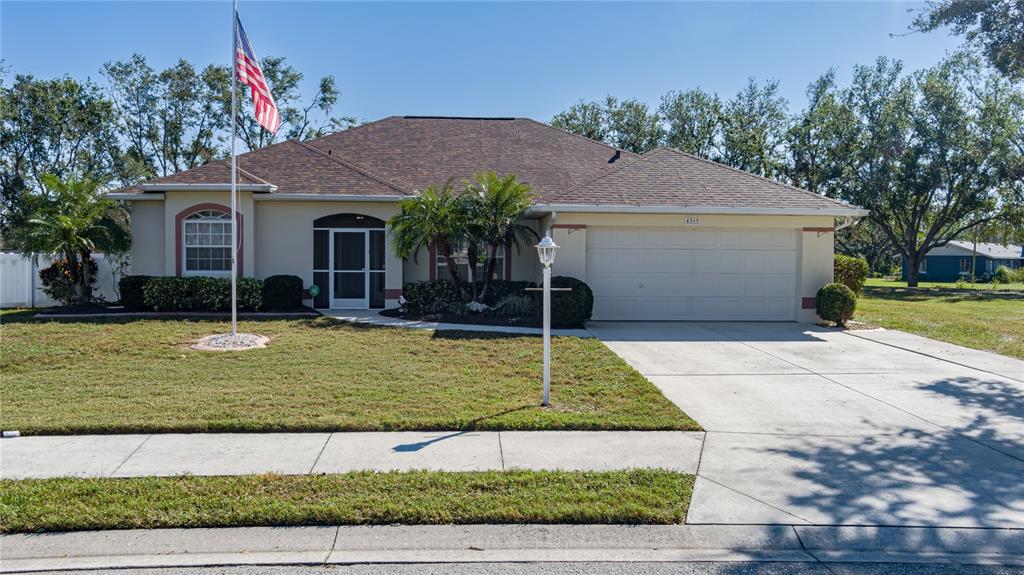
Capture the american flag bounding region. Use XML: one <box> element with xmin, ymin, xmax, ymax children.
<box><xmin>235</xmin><ymin>15</ymin><xmax>280</xmax><ymax>134</ymax></box>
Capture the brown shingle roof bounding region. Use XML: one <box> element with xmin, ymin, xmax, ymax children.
<box><xmin>116</xmin><ymin>139</ymin><xmax>407</xmax><ymax>196</ymax></box>
<box><xmin>304</xmin><ymin>116</ymin><xmax>634</xmax><ymax>200</ymax></box>
<box><xmin>237</xmin><ymin>140</ymin><xmax>405</xmax><ymax>195</ymax></box>
<box><xmin>126</xmin><ymin>159</ymin><xmax>268</xmax><ymax>189</ymax></box>
<box><xmin>111</xmin><ymin>117</ymin><xmax>863</xmax><ymax>214</ymax></box>
<box><xmin>549</xmin><ymin>147</ymin><xmax>859</xmax><ymax>212</ymax></box>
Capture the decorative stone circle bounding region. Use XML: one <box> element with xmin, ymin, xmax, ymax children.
<box><xmin>191</xmin><ymin>333</ymin><xmax>269</xmax><ymax>351</ymax></box>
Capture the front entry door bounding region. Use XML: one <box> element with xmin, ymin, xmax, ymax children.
<box><xmin>331</xmin><ymin>230</ymin><xmax>368</xmax><ymax>309</ymax></box>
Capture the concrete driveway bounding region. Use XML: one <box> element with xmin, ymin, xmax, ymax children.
<box><xmin>589</xmin><ymin>322</ymin><xmax>1024</xmax><ymax>528</ymax></box>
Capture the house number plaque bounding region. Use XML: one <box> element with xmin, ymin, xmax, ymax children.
<box><xmin>683</xmin><ymin>216</ymin><xmax>701</xmax><ymax>225</ymax></box>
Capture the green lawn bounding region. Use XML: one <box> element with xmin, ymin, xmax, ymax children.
<box><xmin>858</xmin><ymin>287</ymin><xmax>1024</xmax><ymax>360</ymax></box>
<box><xmin>0</xmin><ymin>311</ymin><xmax>696</xmax><ymax>434</ymax></box>
<box><xmin>0</xmin><ymin>469</ymin><xmax>693</xmax><ymax>533</ymax></box>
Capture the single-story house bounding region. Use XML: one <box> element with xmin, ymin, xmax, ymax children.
<box><xmin>902</xmin><ymin>241</ymin><xmax>1024</xmax><ymax>282</ymax></box>
<box><xmin>110</xmin><ymin>116</ymin><xmax>866</xmax><ymax>322</ymax></box>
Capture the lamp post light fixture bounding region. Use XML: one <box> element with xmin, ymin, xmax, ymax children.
<box><xmin>535</xmin><ymin>232</ymin><xmax>559</xmax><ymax>406</ymax></box>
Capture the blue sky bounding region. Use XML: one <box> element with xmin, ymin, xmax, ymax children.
<box><xmin>2</xmin><ymin>1</ymin><xmax>960</xmax><ymax>123</ymax></box>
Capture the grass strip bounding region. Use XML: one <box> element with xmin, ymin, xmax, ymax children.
<box><xmin>0</xmin><ymin>469</ymin><xmax>693</xmax><ymax>533</ymax></box>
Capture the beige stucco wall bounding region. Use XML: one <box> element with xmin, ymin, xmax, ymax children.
<box><xmin>551</xmin><ymin>226</ymin><xmax>587</xmax><ymax>280</ymax></box>
<box><xmin>403</xmin><ymin>247</ymin><xmax>431</xmax><ymax>284</ymax></box>
<box><xmin>798</xmin><ymin>227</ymin><xmax>835</xmax><ymax>322</ymax></box>
<box><xmin>128</xmin><ymin>195</ymin><xmax>403</xmax><ymax>307</ymax></box>
<box><xmin>125</xmin><ymin>195</ymin><xmax>835</xmax><ymax>320</ymax></box>
<box><xmin>253</xmin><ymin>200</ymin><xmax>404</xmax><ymax>307</ymax></box>
<box><xmin>548</xmin><ymin>212</ymin><xmax>836</xmax><ymax>323</ymax></box>
<box><xmin>128</xmin><ymin>200</ymin><xmax>165</xmax><ymax>276</ymax></box>
<box><xmin>159</xmin><ymin>191</ymin><xmax>256</xmax><ymax>278</ymax></box>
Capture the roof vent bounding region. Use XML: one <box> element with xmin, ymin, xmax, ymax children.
<box><xmin>608</xmin><ymin>150</ymin><xmax>621</xmax><ymax>164</ymax></box>
<box><xmin>328</xmin><ymin>149</ymin><xmax>332</xmax><ymax>155</ymax></box>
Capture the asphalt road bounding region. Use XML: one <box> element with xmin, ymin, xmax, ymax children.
<box><xmin>25</xmin><ymin>564</ymin><xmax>1024</xmax><ymax>575</ymax></box>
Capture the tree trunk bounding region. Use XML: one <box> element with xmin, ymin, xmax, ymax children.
<box><xmin>79</xmin><ymin>249</ymin><xmax>94</xmax><ymax>303</ymax></box>
<box><xmin>467</xmin><ymin>245</ymin><xmax>480</xmax><ymax>302</ymax></box>
<box><xmin>905</xmin><ymin>252</ymin><xmax>920</xmax><ymax>288</ymax></box>
<box><xmin>478</xmin><ymin>243</ymin><xmax>500</xmax><ymax>303</ymax></box>
<box><xmin>434</xmin><ymin>238</ymin><xmax>469</xmax><ymax>301</ymax></box>
<box><xmin>62</xmin><ymin>249</ymin><xmax>84</xmax><ymax>306</ymax></box>
<box><xmin>442</xmin><ymin>253</ymin><xmax>469</xmax><ymax>301</ymax></box>
<box><xmin>971</xmin><ymin>234</ymin><xmax>978</xmax><ymax>284</ymax></box>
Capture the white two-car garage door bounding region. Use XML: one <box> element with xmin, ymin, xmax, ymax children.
<box><xmin>586</xmin><ymin>227</ymin><xmax>798</xmax><ymax>321</ymax></box>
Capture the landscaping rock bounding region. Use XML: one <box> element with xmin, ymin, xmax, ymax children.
<box><xmin>192</xmin><ymin>333</ymin><xmax>269</xmax><ymax>351</ymax></box>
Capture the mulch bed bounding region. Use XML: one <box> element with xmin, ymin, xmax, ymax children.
<box><xmin>33</xmin><ymin>304</ymin><xmax>320</xmax><ymax>318</ymax></box>
<box><xmin>379</xmin><ymin>308</ymin><xmax>542</xmax><ymax>328</ymax></box>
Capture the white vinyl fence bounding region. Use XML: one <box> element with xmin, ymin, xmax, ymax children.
<box><xmin>1</xmin><ymin>251</ymin><xmax>123</xmax><ymax>308</ymax></box>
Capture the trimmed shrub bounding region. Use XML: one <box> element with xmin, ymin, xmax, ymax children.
<box><xmin>993</xmin><ymin>265</ymin><xmax>1014</xmax><ymax>285</ymax></box>
<box><xmin>118</xmin><ymin>275</ymin><xmax>152</xmax><ymax>310</ymax></box>
<box><xmin>834</xmin><ymin>255</ymin><xmax>869</xmax><ymax>296</ymax></box>
<box><xmin>401</xmin><ymin>280</ymin><xmax>464</xmax><ymax>314</ymax></box>
<box><xmin>39</xmin><ymin>258</ymin><xmax>98</xmax><ymax>305</ymax></box>
<box><xmin>480</xmin><ymin>280</ymin><xmax>535</xmax><ymax>306</ymax></box>
<box><xmin>235</xmin><ymin>278</ymin><xmax>263</xmax><ymax>310</ymax></box>
<box><xmin>143</xmin><ymin>277</ymin><xmax>200</xmax><ymax>312</ymax></box>
<box><xmin>142</xmin><ymin>276</ymin><xmax>262</xmax><ymax>312</ymax></box>
<box><xmin>194</xmin><ymin>277</ymin><xmax>233</xmax><ymax>311</ymax></box>
<box><xmin>262</xmin><ymin>275</ymin><xmax>304</xmax><ymax>310</ymax></box>
<box><xmin>816</xmin><ymin>282</ymin><xmax>856</xmax><ymax>327</ymax></box>
<box><xmin>533</xmin><ymin>276</ymin><xmax>593</xmax><ymax>328</ymax></box>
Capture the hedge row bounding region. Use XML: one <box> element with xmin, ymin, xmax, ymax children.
<box><xmin>118</xmin><ymin>274</ymin><xmax>304</xmax><ymax>312</ymax></box>
<box><xmin>834</xmin><ymin>254</ymin><xmax>869</xmax><ymax>295</ymax></box>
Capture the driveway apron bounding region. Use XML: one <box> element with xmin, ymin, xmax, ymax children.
<box><xmin>589</xmin><ymin>321</ymin><xmax>1024</xmax><ymax>528</ymax></box>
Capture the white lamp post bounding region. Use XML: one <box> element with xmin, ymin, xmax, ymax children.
<box><xmin>536</xmin><ymin>232</ymin><xmax>559</xmax><ymax>406</ymax></box>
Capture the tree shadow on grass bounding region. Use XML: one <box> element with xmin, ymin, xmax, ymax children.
<box><xmin>297</xmin><ymin>317</ymin><xmax>540</xmax><ymax>342</ymax></box>
<box><xmin>430</xmin><ymin>329</ymin><xmax>539</xmax><ymax>341</ymax></box>
<box><xmin>863</xmin><ymin>287</ymin><xmax>1024</xmax><ymax>304</ymax></box>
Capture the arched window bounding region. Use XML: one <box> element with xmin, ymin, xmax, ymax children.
<box><xmin>183</xmin><ymin>210</ymin><xmax>232</xmax><ymax>275</ymax></box>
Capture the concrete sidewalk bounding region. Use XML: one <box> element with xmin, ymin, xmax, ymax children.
<box><xmin>0</xmin><ymin>431</ymin><xmax>704</xmax><ymax>479</ymax></box>
<box><xmin>3</xmin><ymin>524</ymin><xmax>1023</xmax><ymax>572</ymax></box>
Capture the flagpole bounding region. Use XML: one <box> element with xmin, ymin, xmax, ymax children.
<box><xmin>229</xmin><ymin>0</ymin><xmax>239</xmax><ymax>336</ymax></box>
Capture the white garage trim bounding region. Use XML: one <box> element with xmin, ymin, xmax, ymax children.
<box><xmin>534</xmin><ymin>204</ymin><xmax>868</xmax><ymax>217</ymax></box>
<box><xmin>586</xmin><ymin>227</ymin><xmax>799</xmax><ymax>321</ymax></box>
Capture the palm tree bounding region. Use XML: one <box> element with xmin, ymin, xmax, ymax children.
<box><xmin>24</xmin><ymin>174</ymin><xmax>130</xmax><ymax>304</ymax></box>
<box><xmin>389</xmin><ymin>178</ymin><xmax>473</xmax><ymax>300</ymax></box>
<box><xmin>465</xmin><ymin>172</ymin><xmax>537</xmax><ymax>303</ymax></box>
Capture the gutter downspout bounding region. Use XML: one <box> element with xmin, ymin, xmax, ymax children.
<box><xmin>834</xmin><ymin>215</ymin><xmax>861</xmax><ymax>232</ymax></box>
<box><xmin>546</xmin><ymin>210</ymin><xmax>558</xmax><ymax>236</ymax></box>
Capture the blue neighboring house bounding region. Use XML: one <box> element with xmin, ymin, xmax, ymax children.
<box><xmin>902</xmin><ymin>241</ymin><xmax>1024</xmax><ymax>282</ymax></box>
